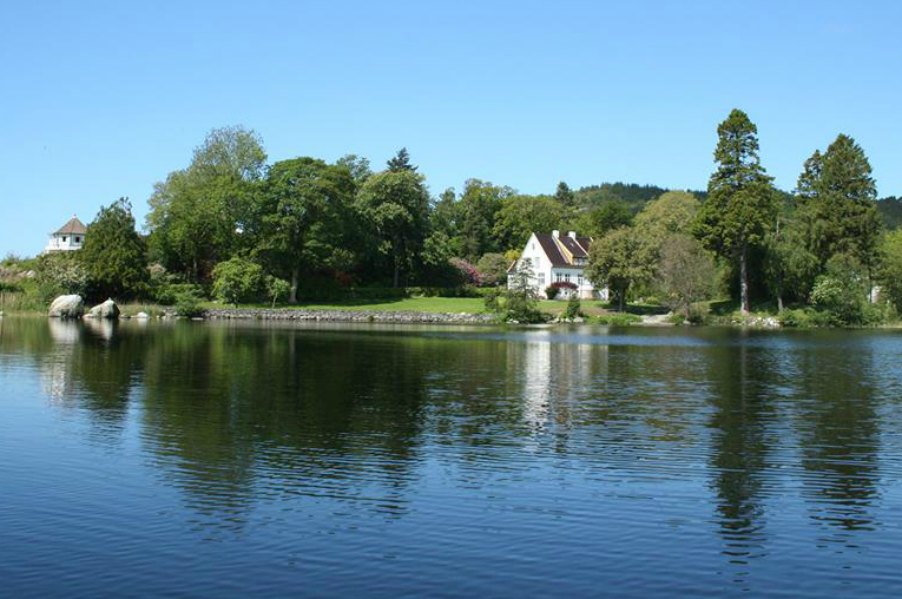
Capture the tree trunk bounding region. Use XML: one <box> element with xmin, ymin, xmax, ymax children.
<box><xmin>739</xmin><ymin>243</ymin><xmax>750</xmax><ymax>314</ymax></box>
<box><xmin>393</xmin><ymin>253</ymin><xmax>401</xmax><ymax>288</ymax></box>
<box><xmin>289</xmin><ymin>267</ymin><xmax>299</xmax><ymax>304</ymax></box>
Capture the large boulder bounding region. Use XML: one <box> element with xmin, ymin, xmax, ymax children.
<box><xmin>88</xmin><ymin>298</ymin><xmax>120</xmax><ymax>320</ymax></box>
<box><xmin>48</xmin><ymin>295</ymin><xmax>85</xmax><ymax>319</ymax></box>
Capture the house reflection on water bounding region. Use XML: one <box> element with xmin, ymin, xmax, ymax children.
<box><xmin>43</xmin><ymin>319</ymin><xmax>80</xmax><ymax>403</ymax></box>
<box><xmin>512</xmin><ymin>330</ymin><xmax>605</xmax><ymax>431</ymax></box>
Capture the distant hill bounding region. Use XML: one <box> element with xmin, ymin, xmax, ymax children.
<box><xmin>574</xmin><ymin>182</ymin><xmax>706</xmax><ymax>213</ymax></box>
<box><xmin>573</xmin><ymin>183</ymin><xmax>901</xmax><ymax>231</ymax></box>
<box><xmin>575</xmin><ymin>184</ymin><xmax>902</xmax><ymax>231</ymax></box>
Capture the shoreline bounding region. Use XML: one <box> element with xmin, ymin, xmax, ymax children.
<box><xmin>10</xmin><ymin>305</ymin><xmax>900</xmax><ymax>329</ymax></box>
<box><xmin>203</xmin><ymin>307</ymin><xmax>500</xmax><ymax>325</ymax></box>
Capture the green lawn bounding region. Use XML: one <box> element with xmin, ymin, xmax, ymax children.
<box><xmin>205</xmin><ymin>296</ymin><xmax>614</xmax><ymax>316</ymax></box>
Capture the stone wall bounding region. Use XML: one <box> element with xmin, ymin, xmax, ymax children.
<box><xmin>204</xmin><ymin>308</ymin><xmax>497</xmax><ymax>325</ymax></box>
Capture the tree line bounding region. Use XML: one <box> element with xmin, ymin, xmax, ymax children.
<box><xmin>5</xmin><ymin>112</ymin><xmax>901</xmax><ymax>325</ymax></box>
<box><xmin>584</xmin><ymin>108</ymin><xmax>897</xmax><ymax>325</ymax></box>
<box><xmin>133</xmin><ymin>127</ymin><xmax>709</xmax><ymax>303</ymax></box>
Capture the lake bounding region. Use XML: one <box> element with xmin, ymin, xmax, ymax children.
<box><xmin>1</xmin><ymin>317</ymin><xmax>901</xmax><ymax>597</ymax></box>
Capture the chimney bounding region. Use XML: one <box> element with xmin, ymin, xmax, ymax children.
<box><xmin>552</xmin><ymin>230</ymin><xmax>560</xmax><ymax>238</ymax></box>
<box><xmin>568</xmin><ymin>231</ymin><xmax>577</xmax><ymax>239</ymax></box>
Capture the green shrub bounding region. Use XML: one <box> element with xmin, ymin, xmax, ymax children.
<box><xmin>596</xmin><ymin>313</ymin><xmax>642</xmax><ymax>326</ymax></box>
<box><xmin>174</xmin><ymin>291</ymin><xmax>205</xmax><ymax>318</ymax></box>
<box><xmin>266</xmin><ymin>276</ymin><xmax>291</xmax><ymax>308</ymax></box>
<box><xmin>668</xmin><ymin>312</ymin><xmax>686</xmax><ymax>325</ymax></box>
<box><xmin>686</xmin><ymin>313</ymin><xmax>705</xmax><ymax>325</ymax></box>
<box><xmin>562</xmin><ymin>296</ymin><xmax>582</xmax><ymax>320</ymax></box>
<box><xmin>809</xmin><ymin>254</ymin><xmax>874</xmax><ymax>326</ymax></box>
<box><xmin>686</xmin><ymin>305</ymin><xmax>707</xmax><ymax>325</ymax></box>
<box><xmin>545</xmin><ymin>285</ymin><xmax>560</xmax><ymax>300</ymax></box>
<box><xmin>33</xmin><ymin>253</ymin><xmax>87</xmax><ymax>299</ymax></box>
<box><xmin>778</xmin><ymin>308</ymin><xmax>812</xmax><ymax>328</ymax></box>
<box><xmin>154</xmin><ymin>283</ymin><xmax>206</xmax><ymax>306</ymax></box>
<box><xmin>0</xmin><ymin>279</ymin><xmax>23</xmax><ymax>294</ymax></box>
<box><xmin>807</xmin><ymin>309</ymin><xmax>835</xmax><ymax>328</ymax></box>
<box><xmin>212</xmin><ymin>257</ymin><xmax>265</xmax><ymax>306</ymax></box>
<box><xmin>483</xmin><ymin>288</ymin><xmax>502</xmax><ymax>313</ymax></box>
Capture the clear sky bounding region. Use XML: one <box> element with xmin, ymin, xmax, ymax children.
<box><xmin>2</xmin><ymin>1</ymin><xmax>900</xmax><ymax>256</ymax></box>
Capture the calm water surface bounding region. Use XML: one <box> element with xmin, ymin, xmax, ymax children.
<box><xmin>2</xmin><ymin>317</ymin><xmax>902</xmax><ymax>597</ymax></box>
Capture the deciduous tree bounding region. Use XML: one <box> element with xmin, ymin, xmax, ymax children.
<box><xmin>586</xmin><ymin>226</ymin><xmax>656</xmax><ymax>311</ymax></box>
<box><xmin>256</xmin><ymin>157</ymin><xmax>355</xmax><ymax>302</ymax></box>
<box><xmin>575</xmin><ymin>199</ymin><xmax>633</xmax><ymax>238</ymax></box>
<box><xmin>456</xmin><ymin>179</ymin><xmax>511</xmax><ymax>260</ymax></box>
<box><xmin>492</xmin><ymin>194</ymin><xmax>562</xmax><ymax>252</ymax></box>
<box><xmin>146</xmin><ymin>126</ymin><xmax>267</xmax><ymax>282</ymax></box>
<box><xmin>656</xmin><ymin>234</ymin><xmax>715</xmax><ymax>316</ymax></box>
<box><xmin>356</xmin><ymin>169</ymin><xmax>430</xmax><ymax>287</ymax></box>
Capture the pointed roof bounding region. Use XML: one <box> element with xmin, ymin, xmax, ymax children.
<box><xmin>536</xmin><ymin>234</ymin><xmax>570</xmax><ymax>267</ymax></box>
<box><xmin>54</xmin><ymin>216</ymin><xmax>87</xmax><ymax>235</ymax></box>
<box><xmin>559</xmin><ymin>235</ymin><xmax>589</xmax><ymax>259</ymax></box>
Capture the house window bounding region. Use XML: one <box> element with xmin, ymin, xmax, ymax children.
<box><xmin>578</xmin><ymin>274</ymin><xmax>583</xmax><ymax>286</ymax></box>
<box><xmin>556</xmin><ymin>273</ymin><xmax>562</xmax><ymax>282</ymax></box>
<box><xmin>62</xmin><ymin>236</ymin><xmax>67</xmax><ymax>242</ymax></box>
<box><xmin>535</xmin><ymin>256</ymin><xmax>541</xmax><ymax>268</ymax></box>
<box><xmin>538</xmin><ymin>273</ymin><xmax>545</xmax><ymax>285</ymax></box>
<box><xmin>75</xmin><ymin>236</ymin><xmax>81</xmax><ymax>243</ymax></box>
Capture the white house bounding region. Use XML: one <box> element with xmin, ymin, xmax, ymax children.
<box><xmin>509</xmin><ymin>230</ymin><xmax>608</xmax><ymax>300</ymax></box>
<box><xmin>44</xmin><ymin>216</ymin><xmax>87</xmax><ymax>253</ymax></box>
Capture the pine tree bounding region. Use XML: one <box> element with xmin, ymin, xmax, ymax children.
<box><xmin>796</xmin><ymin>134</ymin><xmax>881</xmax><ymax>279</ymax></box>
<box><xmin>694</xmin><ymin>109</ymin><xmax>777</xmax><ymax>314</ymax></box>
<box><xmin>81</xmin><ymin>198</ymin><xmax>148</xmax><ymax>300</ymax></box>
<box><xmin>386</xmin><ymin>147</ymin><xmax>417</xmax><ymax>172</ymax></box>
<box><xmin>555</xmin><ymin>181</ymin><xmax>575</xmax><ymax>207</ymax></box>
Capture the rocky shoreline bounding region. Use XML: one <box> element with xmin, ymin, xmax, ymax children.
<box><xmin>203</xmin><ymin>307</ymin><xmax>499</xmax><ymax>325</ymax></box>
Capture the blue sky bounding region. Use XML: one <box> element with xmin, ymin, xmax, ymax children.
<box><xmin>2</xmin><ymin>1</ymin><xmax>900</xmax><ymax>256</ymax></box>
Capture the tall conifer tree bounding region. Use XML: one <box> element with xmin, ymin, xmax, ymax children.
<box><xmin>694</xmin><ymin>109</ymin><xmax>777</xmax><ymax>313</ymax></box>
<box><xmin>796</xmin><ymin>134</ymin><xmax>881</xmax><ymax>279</ymax></box>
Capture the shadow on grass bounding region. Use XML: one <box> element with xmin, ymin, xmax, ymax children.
<box><xmin>294</xmin><ymin>297</ymin><xmax>407</xmax><ymax>308</ymax></box>
<box><xmin>708</xmin><ymin>299</ymin><xmax>738</xmax><ymax>315</ymax></box>
<box><xmin>593</xmin><ymin>303</ymin><xmax>670</xmax><ymax>316</ymax></box>
<box><xmin>708</xmin><ymin>298</ymin><xmax>780</xmax><ymax>316</ymax></box>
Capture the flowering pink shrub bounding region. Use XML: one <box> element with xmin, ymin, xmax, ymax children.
<box><xmin>449</xmin><ymin>257</ymin><xmax>482</xmax><ymax>286</ymax></box>
<box><xmin>551</xmin><ymin>281</ymin><xmax>577</xmax><ymax>290</ymax></box>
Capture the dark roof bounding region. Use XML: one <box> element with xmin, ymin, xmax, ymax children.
<box><xmin>559</xmin><ymin>235</ymin><xmax>588</xmax><ymax>259</ymax></box>
<box><xmin>577</xmin><ymin>237</ymin><xmax>592</xmax><ymax>254</ymax></box>
<box><xmin>535</xmin><ymin>234</ymin><xmax>570</xmax><ymax>267</ymax></box>
<box><xmin>55</xmin><ymin>216</ymin><xmax>87</xmax><ymax>235</ymax></box>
